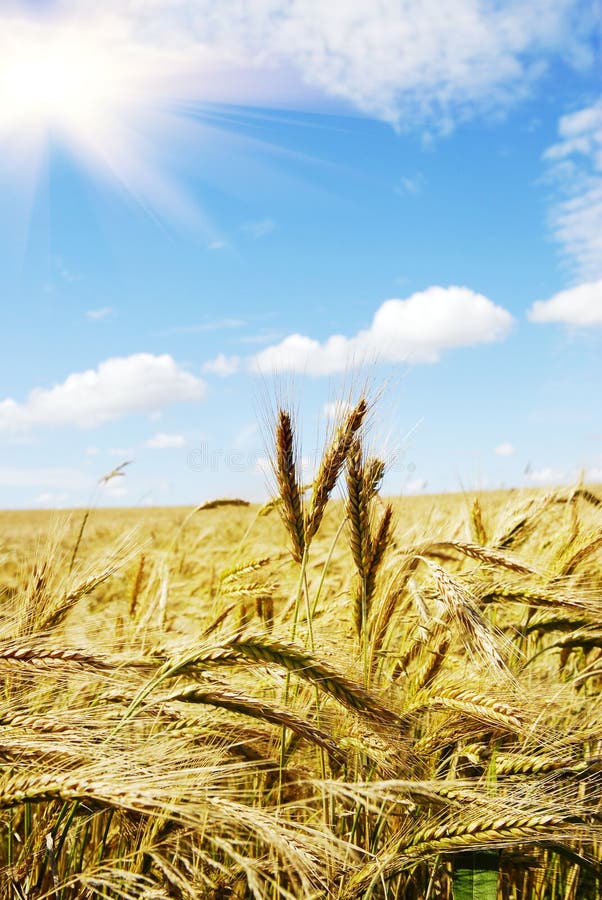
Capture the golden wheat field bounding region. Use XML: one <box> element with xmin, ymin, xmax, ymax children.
<box><xmin>1</xmin><ymin>401</ymin><xmax>602</xmax><ymax>899</ymax></box>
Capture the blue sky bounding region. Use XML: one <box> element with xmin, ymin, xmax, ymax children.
<box><xmin>0</xmin><ymin>0</ymin><xmax>600</xmax><ymax>508</ymax></box>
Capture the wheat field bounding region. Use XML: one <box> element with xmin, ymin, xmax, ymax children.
<box><xmin>1</xmin><ymin>399</ymin><xmax>601</xmax><ymax>899</ymax></box>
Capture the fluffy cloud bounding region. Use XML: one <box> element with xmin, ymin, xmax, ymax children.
<box><xmin>544</xmin><ymin>102</ymin><xmax>602</xmax><ymax>279</ymax></box>
<box><xmin>37</xmin><ymin>1</ymin><xmax>595</xmax><ymax>131</ymax></box>
<box><xmin>0</xmin><ymin>354</ymin><xmax>206</xmax><ymax>432</ymax></box>
<box><xmin>528</xmin><ymin>279</ymin><xmax>602</xmax><ymax>326</ymax></box>
<box><xmin>145</xmin><ymin>432</ymin><xmax>186</xmax><ymax>449</ymax></box>
<box><xmin>203</xmin><ymin>353</ymin><xmax>241</xmax><ymax>376</ymax></box>
<box><xmin>252</xmin><ymin>286</ymin><xmax>513</xmax><ymax>375</ymax></box>
<box><xmin>495</xmin><ymin>442</ymin><xmax>515</xmax><ymax>456</ymax></box>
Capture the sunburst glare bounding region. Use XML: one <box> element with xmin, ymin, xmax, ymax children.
<box><xmin>0</xmin><ymin>7</ymin><xmax>309</xmax><ymax>231</ymax></box>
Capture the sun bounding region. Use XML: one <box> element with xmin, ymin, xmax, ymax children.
<box><xmin>0</xmin><ymin>12</ymin><xmax>201</xmax><ymax>222</ymax></box>
<box><xmin>0</xmin><ymin>8</ymin><xmax>303</xmax><ymax>230</ymax></box>
<box><xmin>0</xmin><ymin>21</ymin><xmax>126</xmax><ymax>145</ymax></box>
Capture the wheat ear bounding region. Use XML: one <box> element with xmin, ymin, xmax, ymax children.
<box><xmin>305</xmin><ymin>398</ymin><xmax>368</xmax><ymax>545</ymax></box>
<box><xmin>275</xmin><ymin>409</ymin><xmax>305</xmax><ymax>562</ymax></box>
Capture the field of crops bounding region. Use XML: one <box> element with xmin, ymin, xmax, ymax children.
<box><xmin>1</xmin><ymin>399</ymin><xmax>601</xmax><ymax>899</ymax></box>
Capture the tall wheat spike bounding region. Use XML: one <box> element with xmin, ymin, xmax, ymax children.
<box><xmin>275</xmin><ymin>409</ymin><xmax>306</xmax><ymax>562</ymax></box>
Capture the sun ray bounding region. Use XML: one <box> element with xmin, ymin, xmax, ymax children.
<box><xmin>0</xmin><ymin>3</ymin><xmax>343</xmax><ymax>253</ymax></box>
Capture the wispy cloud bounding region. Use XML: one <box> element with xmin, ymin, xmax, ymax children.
<box><xmin>251</xmin><ymin>286</ymin><xmax>514</xmax><ymax>375</ymax></box>
<box><xmin>528</xmin><ymin>279</ymin><xmax>602</xmax><ymax>326</ymax></box>
<box><xmin>86</xmin><ymin>306</ymin><xmax>113</xmax><ymax>321</ymax></box>
<box><xmin>50</xmin><ymin>0</ymin><xmax>595</xmax><ymax>131</ymax></box>
<box><xmin>145</xmin><ymin>432</ymin><xmax>186</xmax><ymax>449</ymax></box>
<box><xmin>0</xmin><ymin>467</ymin><xmax>91</xmax><ymax>489</ymax></box>
<box><xmin>53</xmin><ymin>255</ymin><xmax>80</xmax><ymax>283</ymax></box>
<box><xmin>0</xmin><ymin>1</ymin><xmax>595</xmax><ymax>241</ymax></box>
<box><xmin>0</xmin><ymin>354</ymin><xmax>206</xmax><ymax>431</ymax></box>
<box><xmin>35</xmin><ymin>491</ymin><xmax>70</xmax><ymax>506</ymax></box>
<box><xmin>396</xmin><ymin>174</ymin><xmax>425</xmax><ymax>196</ymax></box>
<box><xmin>237</xmin><ymin>330</ymin><xmax>284</xmax><ymax>345</ymax></box>
<box><xmin>242</xmin><ymin>218</ymin><xmax>277</xmax><ymax>239</ymax></box>
<box><xmin>544</xmin><ymin>101</ymin><xmax>602</xmax><ymax>280</ymax></box>
<box><xmin>159</xmin><ymin>318</ymin><xmax>245</xmax><ymax>337</ymax></box>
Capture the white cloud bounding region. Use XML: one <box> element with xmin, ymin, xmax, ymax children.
<box><xmin>203</xmin><ymin>353</ymin><xmax>241</xmax><ymax>377</ymax></box>
<box><xmin>544</xmin><ymin>101</ymin><xmax>602</xmax><ymax>279</ymax></box>
<box><xmin>159</xmin><ymin>318</ymin><xmax>245</xmax><ymax>337</ymax></box>
<box><xmin>528</xmin><ymin>279</ymin><xmax>602</xmax><ymax>326</ymax></box>
<box><xmin>145</xmin><ymin>432</ymin><xmax>186</xmax><ymax>449</ymax></box>
<box><xmin>242</xmin><ymin>218</ymin><xmax>277</xmax><ymax>239</ymax></box>
<box><xmin>0</xmin><ymin>354</ymin><xmax>206</xmax><ymax>432</ymax></box>
<box><xmin>323</xmin><ymin>400</ymin><xmax>351</xmax><ymax>421</ymax></box>
<box><xmin>35</xmin><ymin>491</ymin><xmax>70</xmax><ymax>506</ymax></box>
<box><xmin>86</xmin><ymin>306</ymin><xmax>113</xmax><ymax>320</ymax></box>
<box><xmin>396</xmin><ymin>174</ymin><xmax>425</xmax><ymax>196</ymax></box>
<box><xmin>108</xmin><ymin>447</ymin><xmax>135</xmax><ymax>458</ymax></box>
<box><xmin>252</xmin><ymin>286</ymin><xmax>513</xmax><ymax>375</ymax></box>
<box><xmin>526</xmin><ymin>466</ymin><xmax>564</xmax><ymax>484</ymax></box>
<box><xmin>102</xmin><ymin>483</ymin><xmax>129</xmax><ymax>498</ymax></box>
<box><xmin>61</xmin><ymin>1</ymin><xmax>595</xmax><ymax>130</ymax></box>
<box><xmin>0</xmin><ymin>3</ymin><xmax>595</xmax><ymax>231</ymax></box>
<box><xmin>0</xmin><ymin>467</ymin><xmax>91</xmax><ymax>489</ymax></box>
<box><xmin>405</xmin><ymin>478</ymin><xmax>428</xmax><ymax>494</ymax></box>
<box><xmin>495</xmin><ymin>442</ymin><xmax>515</xmax><ymax>456</ymax></box>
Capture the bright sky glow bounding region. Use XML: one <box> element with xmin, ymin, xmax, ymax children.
<box><xmin>0</xmin><ymin>0</ymin><xmax>600</xmax><ymax>508</ymax></box>
<box><xmin>0</xmin><ymin>28</ymin><xmax>117</xmax><ymax>133</ymax></box>
<box><xmin>0</xmin><ymin>15</ymin><xmax>192</xmax><ymax>219</ymax></box>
